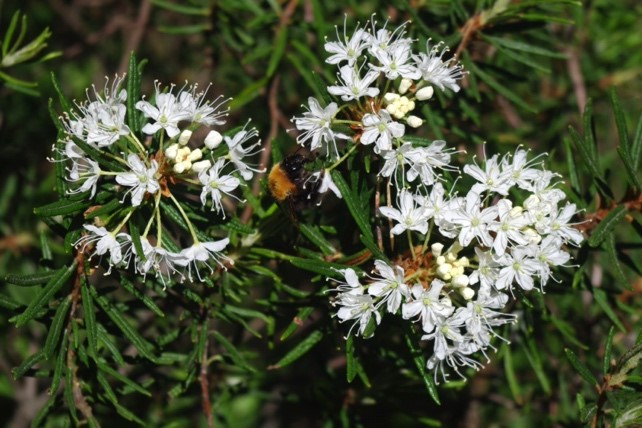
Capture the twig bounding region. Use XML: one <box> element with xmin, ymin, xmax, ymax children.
<box><xmin>199</xmin><ymin>321</ymin><xmax>213</xmax><ymax>428</ymax></box>
<box><xmin>565</xmin><ymin>47</ymin><xmax>587</xmax><ymax>114</ymax></box>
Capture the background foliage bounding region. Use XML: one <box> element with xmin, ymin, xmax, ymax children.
<box><xmin>1</xmin><ymin>0</ymin><xmax>641</xmax><ymax>426</ymax></box>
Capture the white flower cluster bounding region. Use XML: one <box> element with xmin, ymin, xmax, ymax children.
<box><xmin>332</xmin><ymin>147</ymin><xmax>583</xmax><ymax>382</ymax></box>
<box><xmin>54</xmin><ymin>76</ymin><xmax>263</xmax><ymax>284</ymax></box>
<box><xmin>296</xmin><ymin>16</ymin><xmax>584</xmax><ymax>382</ymax></box>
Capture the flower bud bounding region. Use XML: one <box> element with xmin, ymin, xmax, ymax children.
<box><xmin>192</xmin><ymin>159</ymin><xmax>212</xmax><ymax>173</ymax></box>
<box><xmin>383</xmin><ymin>92</ymin><xmax>400</xmax><ymax>105</ymax></box>
<box><xmin>436</xmin><ymin>263</ymin><xmax>452</xmax><ymax>278</ymax></box>
<box><xmin>398</xmin><ymin>78</ymin><xmax>413</xmax><ymax>94</ymax></box>
<box><xmin>189</xmin><ymin>148</ymin><xmax>203</xmax><ymax>162</ymax></box>
<box><xmin>452</xmin><ymin>274</ymin><xmax>470</xmax><ymax>288</ymax></box>
<box><xmin>406</xmin><ymin>115</ymin><xmax>423</xmax><ymax>128</ymax></box>
<box><xmin>431</xmin><ymin>243</ymin><xmax>444</xmax><ymax>257</ymax></box>
<box><xmin>173</xmin><ymin>162</ymin><xmax>187</xmax><ymax>174</ymax></box>
<box><xmin>178</xmin><ymin>129</ymin><xmax>192</xmax><ymax>146</ymax></box>
<box><xmin>204</xmin><ymin>130</ymin><xmax>223</xmax><ymax>149</ymax></box>
<box><xmin>460</xmin><ymin>287</ymin><xmax>475</xmax><ymax>300</ymax></box>
<box><xmin>165</xmin><ymin>143</ymin><xmax>179</xmax><ymax>160</ymax></box>
<box><xmin>176</xmin><ymin>147</ymin><xmax>191</xmax><ymax>163</ymax></box>
<box><xmin>436</xmin><ymin>255</ymin><xmax>446</xmax><ymax>266</ymax></box>
<box><xmin>416</xmin><ymin>86</ymin><xmax>434</xmax><ymax>101</ymax></box>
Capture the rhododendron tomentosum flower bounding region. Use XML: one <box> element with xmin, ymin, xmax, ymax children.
<box><xmin>327</xmin><ymin>64</ymin><xmax>380</xmax><ymax>101</ymax></box>
<box><xmin>115</xmin><ymin>154</ymin><xmax>160</xmax><ymax>207</ymax></box>
<box><xmin>136</xmin><ymin>81</ymin><xmax>192</xmax><ymax>138</ymax></box>
<box><xmin>292</xmin><ymin>97</ymin><xmax>349</xmax><ymax>158</ymax></box>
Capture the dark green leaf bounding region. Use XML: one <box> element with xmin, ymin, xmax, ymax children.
<box><xmin>299</xmin><ymin>224</ymin><xmax>336</xmax><ymax>256</ymax></box>
<box><xmin>30</xmin><ymin>391</ymin><xmax>58</xmax><ymax>428</ymax></box>
<box><xmin>126</xmin><ymin>52</ymin><xmax>142</xmax><ymax>135</ymax></box>
<box><xmin>346</xmin><ymin>335</ymin><xmax>357</xmax><ymax>383</ymax></box>
<box><xmin>617</xmin><ymin>147</ymin><xmax>642</xmax><ymax>190</ymax></box>
<box><xmin>611</xmin><ymin>342</ymin><xmax>642</xmax><ymax>387</ymax></box>
<box><xmin>44</xmin><ymin>295</ymin><xmax>71</xmax><ymax>359</ymax></box>
<box><xmin>611</xmin><ymin>88</ymin><xmax>630</xmax><ymax>152</ymax></box>
<box><xmin>563</xmin><ymin>137</ymin><xmax>581</xmax><ymax>192</ymax></box>
<box><xmin>33</xmin><ymin>198</ymin><xmax>91</xmax><ymax>217</ymax></box>
<box><xmin>5</xmin><ymin>270</ymin><xmax>56</xmax><ymax>286</ymax></box>
<box><xmin>504</xmin><ymin>346</ymin><xmax>523</xmax><ymax>405</ymax></box>
<box><xmin>90</xmin><ymin>286</ymin><xmax>157</xmax><ymax>362</ymax></box>
<box><xmin>404</xmin><ymin>328</ymin><xmax>440</xmax><ymax>404</ymax></box>
<box><xmin>96</xmin><ymin>360</ymin><xmax>152</xmax><ymax>396</ymax></box>
<box><xmin>120</xmin><ymin>276</ymin><xmax>164</xmax><ymax>317</ymax></box>
<box><xmin>605</xmin><ymin>232</ymin><xmax>630</xmax><ymax>290</ymax></box>
<box><xmin>280</xmin><ymin>307</ymin><xmax>314</xmax><ymax>341</ymax></box>
<box><xmin>593</xmin><ymin>289</ymin><xmax>625</xmax><ymax>332</ymax></box>
<box><xmin>270</xmin><ymin>331</ymin><xmax>323</xmax><ymax>369</ymax></box>
<box><xmin>614</xmin><ymin>399</ymin><xmax>642</xmax><ymax>428</ymax></box>
<box><xmin>482</xmin><ymin>34</ymin><xmax>566</xmax><ymax>58</ymax></box>
<box><xmin>49</xmin><ymin>328</ymin><xmax>67</xmax><ymax>395</ymax></box>
<box><xmin>604</xmin><ymin>326</ymin><xmax>615</xmax><ymax>375</ymax></box>
<box><xmin>212</xmin><ymin>330</ymin><xmax>257</xmax><ymax>373</ymax></box>
<box><xmin>13</xmin><ymin>262</ymin><xmax>76</xmax><ymax>327</ymax></box>
<box><xmin>564</xmin><ymin>348</ymin><xmax>598</xmax><ymax>387</ymax></box>
<box><xmin>588</xmin><ymin>205</ymin><xmax>627</xmax><ymax>248</ymax></box>
<box><xmin>568</xmin><ymin>125</ymin><xmax>601</xmax><ymax>179</ymax></box>
<box><xmin>266</xmin><ymin>27</ymin><xmax>287</xmax><ymax>77</ymax></box>
<box><xmin>467</xmin><ymin>60</ymin><xmax>536</xmax><ymax>112</ymax></box>
<box><xmin>631</xmin><ymin>112</ymin><xmax>642</xmax><ymax>169</ymax></box>
<box><xmin>12</xmin><ymin>349</ymin><xmax>46</xmax><ymax>379</ymax></box>
<box><xmin>81</xmin><ymin>283</ymin><xmax>98</xmax><ymax>357</ymax></box>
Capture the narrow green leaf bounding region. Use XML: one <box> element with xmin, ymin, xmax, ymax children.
<box><xmin>299</xmin><ymin>224</ymin><xmax>336</xmax><ymax>256</ymax></box>
<box><xmin>617</xmin><ymin>146</ymin><xmax>642</xmax><ymax>189</ymax></box>
<box><xmin>44</xmin><ymin>295</ymin><xmax>71</xmax><ymax>359</ymax></box>
<box><xmin>563</xmin><ymin>137</ymin><xmax>581</xmax><ymax>192</ymax></box>
<box><xmin>90</xmin><ymin>286</ymin><xmax>157</xmax><ymax>362</ymax></box>
<box><xmin>550</xmin><ymin>314</ymin><xmax>588</xmax><ymax>349</ymax></box>
<box><xmin>605</xmin><ymin>232</ymin><xmax>630</xmax><ymax>290</ymax></box>
<box><xmin>603</xmin><ymin>326</ymin><xmax>615</xmax><ymax>375</ymax></box>
<box><xmin>30</xmin><ymin>391</ymin><xmax>58</xmax><ymax>428</ymax></box>
<box><xmin>331</xmin><ymin>170</ymin><xmax>375</xmax><ymax>244</ymax></box>
<box><xmin>96</xmin><ymin>371</ymin><xmax>118</xmax><ymax>405</ymax></box>
<box><xmin>523</xmin><ymin>332</ymin><xmax>552</xmax><ymax>394</ymax></box>
<box><xmin>96</xmin><ymin>361</ymin><xmax>152</xmax><ymax>396</ymax></box>
<box><xmin>84</xmin><ymin>198</ymin><xmax>122</xmax><ymax>220</ymax></box>
<box><xmin>33</xmin><ymin>198</ymin><xmax>91</xmax><ymax>217</ymax></box>
<box><xmin>49</xmin><ymin>329</ymin><xmax>67</xmax><ymax>395</ymax></box>
<box><xmin>229</xmin><ymin>76</ymin><xmax>269</xmax><ymax>109</ymax></box>
<box><xmin>114</xmin><ymin>401</ymin><xmax>146</xmax><ymax>426</ymax></box>
<box><xmin>270</xmin><ymin>331</ymin><xmax>323</xmax><ymax>369</ymax></box>
<box><xmin>50</xmin><ymin>72</ymin><xmax>71</xmax><ymax>114</ymax></box>
<box><xmin>280</xmin><ymin>307</ymin><xmax>314</xmax><ymax>341</ymax></box>
<box><xmin>13</xmin><ymin>262</ymin><xmax>76</xmax><ymax>327</ymax></box>
<box><xmin>80</xmin><ymin>283</ymin><xmax>98</xmax><ymax>357</ymax></box>
<box><xmin>568</xmin><ymin>125</ymin><xmax>601</xmax><ymax>178</ymax></box>
<box><xmin>467</xmin><ymin>60</ymin><xmax>536</xmax><ymax>112</ymax></box>
<box><xmin>96</xmin><ymin>327</ymin><xmax>125</xmax><ymax>365</ymax></box>
<box><xmin>610</xmin><ymin>88</ymin><xmax>630</xmax><ymax>152</ymax></box>
<box><xmin>404</xmin><ymin>328</ymin><xmax>440</xmax><ymax>404</ymax></box>
<box><xmin>126</xmin><ymin>52</ymin><xmax>142</xmax><ymax>135</ymax></box>
<box><xmin>5</xmin><ymin>271</ymin><xmax>56</xmax><ymax>286</ymax></box>
<box><xmin>504</xmin><ymin>346</ymin><xmax>523</xmax><ymax>405</ymax></box>
<box><xmin>631</xmin><ymin>112</ymin><xmax>642</xmax><ymax>169</ymax></box>
<box><xmin>289</xmin><ymin>256</ymin><xmax>347</xmax><ymax>277</ymax></box>
<box><xmin>482</xmin><ymin>34</ymin><xmax>566</xmax><ymax>58</ymax></box>
<box><xmin>63</xmin><ymin>366</ymin><xmax>79</xmax><ymax>423</ymax></box>
<box><xmin>611</xmin><ymin>341</ymin><xmax>642</xmax><ymax>386</ymax></box>
<box><xmin>12</xmin><ymin>349</ymin><xmax>46</xmax><ymax>379</ymax></box>
<box><xmin>582</xmin><ymin>99</ymin><xmax>598</xmax><ymax>160</ymax></box>
<box><xmin>588</xmin><ymin>205</ymin><xmax>627</xmax><ymax>247</ymax></box>
<box><xmin>120</xmin><ymin>276</ymin><xmax>164</xmax><ymax>317</ymax></box>
<box><xmin>345</xmin><ymin>335</ymin><xmax>357</xmax><ymax>383</ymax></box>
<box><xmin>150</xmin><ymin>0</ymin><xmax>208</xmax><ymax>15</ymax></box>
<box><xmin>564</xmin><ymin>348</ymin><xmax>598</xmax><ymax>387</ymax></box>
<box><xmin>266</xmin><ymin>27</ymin><xmax>287</xmax><ymax>77</ymax></box>
<box><xmin>212</xmin><ymin>331</ymin><xmax>257</xmax><ymax>373</ymax></box>
<box><xmin>0</xmin><ymin>294</ymin><xmax>21</xmax><ymax>311</ymax></box>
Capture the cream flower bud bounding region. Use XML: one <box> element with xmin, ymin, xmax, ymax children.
<box><xmin>452</xmin><ymin>274</ymin><xmax>469</xmax><ymax>288</ymax></box>
<box><xmin>416</xmin><ymin>86</ymin><xmax>434</xmax><ymax>101</ymax></box>
<box><xmin>192</xmin><ymin>159</ymin><xmax>212</xmax><ymax>173</ymax></box>
<box><xmin>173</xmin><ymin>162</ymin><xmax>187</xmax><ymax>174</ymax></box>
<box><xmin>399</xmin><ymin>78</ymin><xmax>413</xmax><ymax>94</ymax></box>
<box><xmin>523</xmin><ymin>227</ymin><xmax>542</xmax><ymax>245</ymax></box>
<box><xmin>456</xmin><ymin>256</ymin><xmax>470</xmax><ymax>268</ymax></box>
<box><xmin>383</xmin><ymin>92</ymin><xmax>400</xmax><ymax>105</ymax></box>
<box><xmin>176</xmin><ymin>147</ymin><xmax>191</xmax><ymax>163</ymax></box>
<box><xmin>178</xmin><ymin>129</ymin><xmax>192</xmax><ymax>146</ymax></box>
<box><xmin>446</xmin><ymin>252</ymin><xmax>457</xmax><ymax>263</ymax></box>
<box><xmin>392</xmin><ymin>109</ymin><xmax>406</xmax><ymax>119</ymax></box>
<box><xmin>436</xmin><ymin>263</ymin><xmax>451</xmax><ymax>278</ymax></box>
<box><xmin>436</xmin><ymin>255</ymin><xmax>446</xmax><ymax>266</ymax></box>
<box><xmin>451</xmin><ymin>266</ymin><xmax>465</xmax><ymax>277</ymax></box>
<box><xmin>406</xmin><ymin>115</ymin><xmax>423</xmax><ymax>128</ymax></box>
<box><xmin>385</xmin><ymin>105</ymin><xmax>399</xmax><ymax>116</ymax></box>
<box><xmin>431</xmin><ymin>243</ymin><xmax>444</xmax><ymax>257</ymax></box>
<box><xmin>407</xmin><ymin>100</ymin><xmax>416</xmax><ymax>111</ymax></box>
<box><xmin>460</xmin><ymin>287</ymin><xmax>475</xmax><ymax>300</ymax></box>
<box><xmin>188</xmin><ymin>148</ymin><xmax>203</xmax><ymax>162</ymax></box>
<box><xmin>165</xmin><ymin>143</ymin><xmax>179</xmax><ymax>160</ymax></box>
<box><xmin>204</xmin><ymin>130</ymin><xmax>223</xmax><ymax>149</ymax></box>
<box><xmin>510</xmin><ymin>206</ymin><xmax>525</xmax><ymax>217</ymax></box>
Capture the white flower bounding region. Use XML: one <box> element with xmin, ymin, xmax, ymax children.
<box><xmin>379</xmin><ymin>190</ymin><xmax>429</xmax><ymax>235</ymax></box>
<box><xmin>405</xmin><ymin>140</ymin><xmax>456</xmax><ymax>185</ymax></box>
<box><xmin>463</xmin><ymin>153</ymin><xmax>512</xmax><ymax>195</ymax></box>
<box><xmin>292</xmin><ymin>97</ymin><xmax>349</xmax><ymax>157</ymax></box>
<box><xmin>324</xmin><ymin>18</ymin><xmax>369</xmax><ymax>66</ymax></box>
<box><xmin>364</xmin><ymin>17</ymin><xmax>411</xmax><ymax>54</ymax></box>
<box><xmin>136</xmin><ymin>81</ymin><xmax>192</xmax><ymax>138</ymax></box>
<box><xmin>334</xmin><ymin>293</ymin><xmax>380</xmax><ymax>338</ymax></box>
<box><xmin>177</xmin><ymin>84</ymin><xmax>229</xmax><ymax>126</ymax></box>
<box><xmin>489</xmin><ymin>199</ymin><xmax>531</xmax><ymax>256</ymax></box>
<box><xmin>198</xmin><ymin>158</ymin><xmax>241</xmax><ymax>216</ymax></box>
<box><xmin>224</xmin><ymin>124</ymin><xmax>264</xmax><ymax>180</ymax></box>
<box><xmin>378</xmin><ymin>142</ymin><xmax>414</xmax><ymax>181</ymax></box>
<box><xmin>367</xmin><ymin>260</ymin><xmax>410</xmax><ymax>314</ymax></box>
<box><xmin>174</xmin><ymin>239</ymin><xmax>231</xmax><ymax>281</ymax></box>
<box><xmin>315</xmin><ymin>170</ymin><xmax>342</xmax><ymax>200</ymax></box>
<box><xmin>447</xmin><ymin>190</ymin><xmax>498</xmax><ymax>247</ymax></box>
<box><xmin>115</xmin><ymin>154</ymin><xmax>160</xmax><ymax>207</ymax></box>
<box><xmin>331</xmin><ymin>268</ymin><xmax>365</xmax><ymax>295</ymax></box>
<box><xmin>360</xmin><ymin>109</ymin><xmax>405</xmax><ymax>153</ymax></box>
<box><xmin>369</xmin><ymin>42</ymin><xmax>420</xmax><ymax>80</ymax></box>
<box><xmin>75</xmin><ymin>225</ymin><xmax>129</xmax><ymax>272</ymax></box>
<box><xmin>468</xmin><ymin>247</ymin><xmax>500</xmax><ymax>291</ymax></box>
<box><xmin>540</xmin><ymin>203</ymin><xmax>584</xmax><ymax>246</ymax></box>
<box><xmin>528</xmin><ymin>235</ymin><xmax>571</xmax><ymax>285</ymax></box>
<box><xmin>133</xmin><ymin>237</ymin><xmax>185</xmax><ymax>286</ymax></box>
<box><xmin>414</xmin><ymin>40</ymin><xmax>466</xmax><ymax>93</ymax></box>
<box><xmin>501</xmin><ymin>148</ymin><xmax>544</xmax><ymax>190</ymax></box>
<box><xmin>495</xmin><ymin>247</ymin><xmax>540</xmax><ymax>291</ymax></box>
<box><xmin>327</xmin><ymin>64</ymin><xmax>380</xmax><ymax>101</ymax></box>
<box><xmin>67</xmin><ymin>157</ymin><xmax>101</xmax><ymax>198</ymax></box>
<box><xmin>402</xmin><ymin>280</ymin><xmax>454</xmax><ymax>333</ymax></box>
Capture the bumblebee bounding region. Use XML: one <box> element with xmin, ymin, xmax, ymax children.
<box><xmin>268</xmin><ymin>153</ymin><xmax>322</xmax><ymax>210</ymax></box>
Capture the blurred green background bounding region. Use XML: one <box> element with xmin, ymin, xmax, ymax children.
<box><xmin>1</xmin><ymin>0</ymin><xmax>642</xmax><ymax>426</ymax></box>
